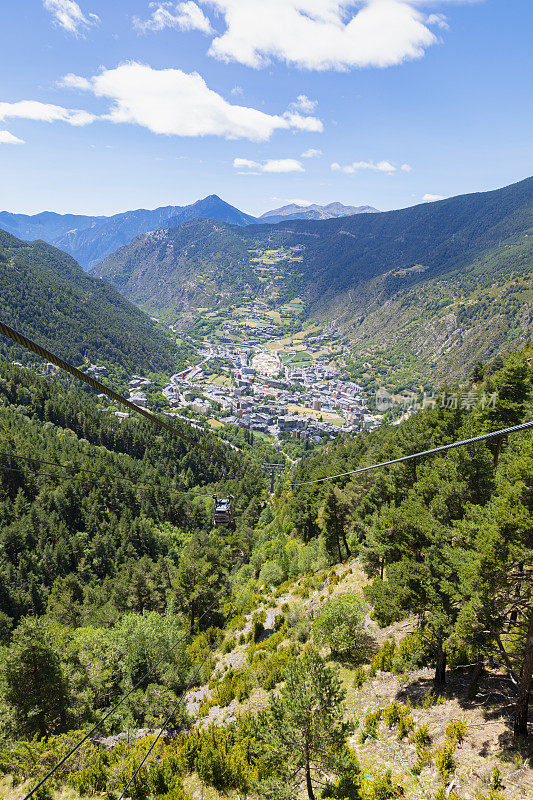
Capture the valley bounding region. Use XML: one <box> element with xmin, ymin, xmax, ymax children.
<box><xmin>92</xmin><ymin>177</ymin><xmax>533</xmax><ymax>391</ymax></box>
<box><xmin>159</xmin><ymin>328</ymin><xmax>379</xmax><ymax>455</ymax></box>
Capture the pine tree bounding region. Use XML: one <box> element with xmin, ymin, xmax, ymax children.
<box><xmin>319</xmin><ymin>486</ymin><xmax>351</xmax><ymax>564</ymax></box>
<box><xmin>253</xmin><ymin>648</ymin><xmax>354</xmax><ymax>800</ymax></box>
<box><xmin>4</xmin><ymin>618</ymin><xmax>69</xmax><ymax>737</ymax></box>
<box><xmin>459</xmin><ymin>435</ymin><xmax>533</xmax><ymax>741</ymax></box>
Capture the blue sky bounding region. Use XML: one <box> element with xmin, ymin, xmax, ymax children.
<box><xmin>0</xmin><ymin>0</ymin><xmax>531</xmax><ymax>216</ymax></box>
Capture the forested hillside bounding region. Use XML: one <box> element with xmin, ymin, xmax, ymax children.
<box><xmin>0</xmin><ymin>229</ymin><xmax>179</xmax><ymax>376</ymax></box>
<box><xmin>92</xmin><ymin>218</ymin><xmax>266</xmax><ymax>317</ymax></box>
<box><xmin>93</xmin><ymin>177</ymin><xmax>533</xmax><ymax>381</ymax></box>
<box><xmin>1</xmin><ymin>348</ymin><xmax>531</xmax><ymax>799</ymax></box>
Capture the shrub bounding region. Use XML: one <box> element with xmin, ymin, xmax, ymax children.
<box><xmin>360</xmin><ymin>709</ymin><xmax>381</xmax><ymax>743</ymax></box>
<box><xmin>412</xmin><ymin>743</ymin><xmax>433</xmax><ymax>775</ymax></box>
<box><xmin>445</xmin><ymin>719</ymin><xmax>467</xmax><ymax>745</ymax></box>
<box><xmin>274</xmin><ymin>613</ymin><xmax>285</xmax><ymax>631</ymax></box>
<box><xmin>490</xmin><ymin>765</ymin><xmax>504</xmax><ymax>790</ymax></box>
<box><xmin>312</xmin><ymin>593</ymin><xmax>365</xmax><ymax>658</ymax></box>
<box><xmin>34</xmin><ymin>787</ymin><xmax>54</xmax><ymax>800</ymax></box>
<box><xmin>410</xmin><ymin>723</ymin><xmax>431</xmax><ymax>749</ymax></box>
<box><xmin>256</xmin><ymin>646</ymin><xmax>294</xmax><ymax>690</ymax></box>
<box><xmin>433</xmin><ymin>791</ymin><xmax>462</xmax><ymax>800</ymax></box>
<box><xmin>369</xmin><ymin>638</ymin><xmax>396</xmax><ymax>674</ymax></box>
<box><xmin>221</xmin><ymin>635</ymin><xmax>236</xmax><ymax>654</ymax></box>
<box><xmin>396</xmin><ymin>711</ymin><xmax>414</xmax><ymax>740</ymax></box>
<box><xmin>383</xmin><ymin>700</ymin><xmax>402</xmax><ymax>727</ymax></box>
<box><xmin>212</xmin><ymin>667</ymin><xmax>253</xmax><ymax>707</ymax></box>
<box><xmin>295</xmin><ymin>620</ymin><xmax>311</xmax><ymax>643</ymax></box>
<box><xmin>0</xmin><ymin>611</ymin><xmax>13</xmax><ymax>644</ymax></box>
<box><xmin>186</xmin><ymin>725</ymin><xmax>248</xmax><ymax>791</ymax></box>
<box><xmin>421</xmin><ymin>691</ymin><xmax>444</xmax><ymax>708</ymax></box>
<box><xmin>436</xmin><ymin>741</ymin><xmax>455</xmax><ymax>784</ymax></box>
<box><xmin>251</xmin><ymin>611</ymin><xmax>266</xmax><ymax>643</ymax></box>
<box><xmin>361</xmin><ymin>769</ymin><xmax>399</xmax><ymax>799</ymax></box>
<box><xmin>395</xmin><ymin>633</ymin><xmax>425</xmax><ymax>670</ymax></box>
<box><xmin>68</xmin><ymin>750</ymin><xmax>109</xmax><ymax>794</ymax></box>
<box><xmin>382</xmin><ymin>700</ymin><xmax>412</xmax><ymax>739</ymax></box>
<box><xmin>365</xmin><ymin>578</ymin><xmax>404</xmax><ymax>627</ymax></box>
<box><xmin>287</xmin><ymin>605</ymin><xmax>304</xmax><ymax>627</ymax></box>
<box><xmin>353</xmin><ymin>665</ymin><xmax>367</xmax><ymax>688</ymax></box>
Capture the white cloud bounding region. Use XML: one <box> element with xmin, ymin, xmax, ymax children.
<box><xmin>427</xmin><ymin>12</ymin><xmax>449</xmax><ymax>29</ymax></box>
<box><xmin>231</xmin><ymin>85</ymin><xmax>243</xmax><ymax>95</ymax></box>
<box><xmin>63</xmin><ymin>62</ymin><xmax>322</xmax><ymax>141</ymax></box>
<box><xmin>331</xmin><ymin>159</ymin><xmax>410</xmax><ymax>174</ymax></box>
<box><xmin>43</xmin><ymin>0</ymin><xmax>99</xmax><ymax>36</ymax></box>
<box><xmin>234</xmin><ymin>157</ymin><xmax>305</xmax><ymax>173</ymax></box>
<box><xmin>422</xmin><ymin>192</ymin><xmax>445</xmax><ymax>201</ymax></box>
<box><xmin>290</xmin><ymin>94</ymin><xmax>318</xmax><ymax>113</ymax></box>
<box><xmin>133</xmin><ymin>1</ymin><xmax>212</xmax><ymax>34</ymax></box>
<box><xmin>202</xmin><ymin>0</ymin><xmax>447</xmax><ymax>71</ymax></box>
<box><xmin>282</xmin><ymin>111</ymin><xmax>323</xmax><ymax>132</ymax></box>
<box><xmin>301</xmin><ymin>148</ymin><xmax>322</xmax><ymax>158</ymax></box>
<box><xmin>60</xmin><ymin>73</ymin><xmax>92</xmax><ymax>90</ymax></box>
<box><xmin>0</xmin><ymin>130</ymin><xmax>24</xmax><ymax>145</ymax></box>
<box><xmin>0</xmin><ymin>100</ymin><xmax>96</xmax><ymax>127</ymax></box>
<box><xmin>234</xmin><ymin>158</ymin><xmax>259</xmax><ymax>169</ymax></box>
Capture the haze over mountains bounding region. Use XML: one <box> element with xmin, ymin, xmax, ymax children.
<box><xmin>258</xmin><ymin>202</ymin><xmax>379</xmax><ymax>224</ymax></box>
<box><xmin>0</xmin><ymin>196</ymin><xmax>255</xmax><ymax>270</ymax></box>
<box><xmin>93</xmin><ymin>176</ymin><xmax>533</xmax><ymax>380</ymax></box>
<box><xmin>0</xmin><ymin>196</ymin><xmax>377</xmax><ymax>270</ymax></box>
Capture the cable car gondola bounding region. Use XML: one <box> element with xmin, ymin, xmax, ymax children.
<box><xmin>212</xmin><ymin>494</ymin><xmax>234</xmax><ymax>526</ymax></box>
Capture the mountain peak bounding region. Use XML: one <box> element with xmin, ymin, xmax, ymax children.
<box><xmin>258</xmin><ymin>201</ymin><xmax>379</xmax><ymax>224</ymax></box>
<box><xmin>0</xmin><ymin>195</ymin><xmax>257</xmax><ymax>269</ymax></box>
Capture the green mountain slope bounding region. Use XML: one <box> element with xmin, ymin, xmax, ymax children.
<box><xmin>92</xmin><ymin>218</ymin><xmax>273</xmax><ymax>317</ymax></box>
<box><xmin>93</xmin><ymin>176</ymin><xmax>533</xmax><ymax>380</ymax></box>
<box><xmin>0</xmin><ymin>228</ymin><xmax>179</xmax><ymax>374</ymax></box>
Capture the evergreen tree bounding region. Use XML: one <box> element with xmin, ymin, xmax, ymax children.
<box><xmin>319</xmin><ymin>487</ymin><xmax>351</xmax><ymax>564</ymax></box>
<box><xmin>253</xmin><ymin>648</ymin><xmax>354</xmax><ymax>800</ymax></box>
<box><xmin>458</xmin><ymin>435</ymin><xmax>533</xmax><ymax>741</ymax></box>
<box><xmin>3</xmin><ymin>618</ymin><xmax>69</xmax><ymax>737</ymax></box>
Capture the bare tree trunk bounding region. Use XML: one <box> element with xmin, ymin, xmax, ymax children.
<box><xmin>435</xmin><ymin>643</ymin><xmax>447</xmax><ymax>687</ymax></box>
<box><xmin>493</xmin><ymin>436</ymin><xmax>502</xmax><ymax>469</ymax></box>
<box><xmin>467</xmin><ymin>661</ymin><xmax>484</xmax><ymax>698</ymax></box>
<box><xmin>341</xmin><ymin>529</ymin><xmax>352</xmax><ymax>558</ymax></box>
<box><xmin>513</xmin><ymin>606</ymin><xmax>533</xmax><ymax>742</ymax></box>
<box><xmin>336</xmin><ymin>531</ymin><xmax>343</xmax><ymax>564</ymax></box>
<box><xmin>305</xmin><ymin>761</ymin><xmax>315</xmax><ymax>800</ymax></box>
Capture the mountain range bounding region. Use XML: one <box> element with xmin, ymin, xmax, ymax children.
<box><xmin>258</xmin><ymin>202</ymin><xmax>378</xmax><ymax>224</ymax></box>
<box><xmin>1</xmin><ymin>177</ymin><xmax>531</xmax><ymax>383</ymax></box>
<box><xmin>0</xmin><ymin>196</ymin><xmax>376</xmax><ymax>270</ymax></box>
<box><xmin>92</xmin><ymin>176</ymin><xmax>533</xmax><ymax>381</ymax></box>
